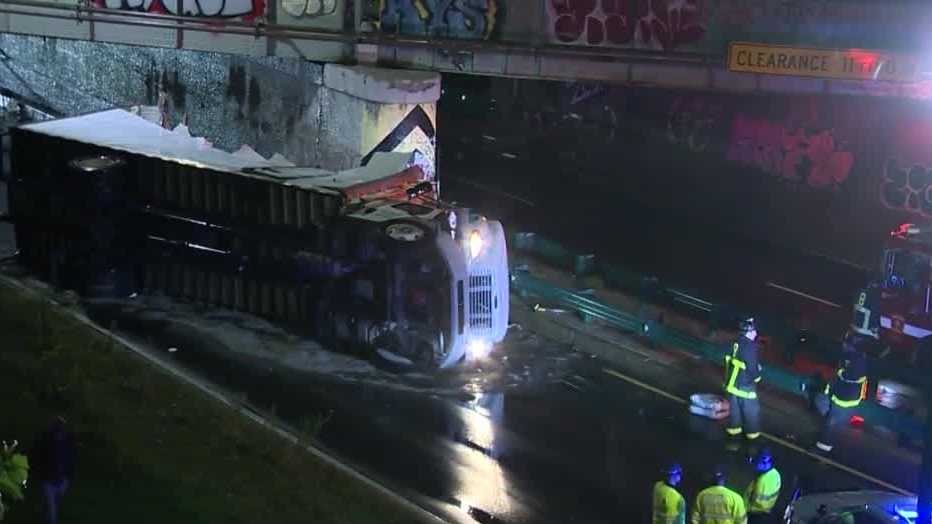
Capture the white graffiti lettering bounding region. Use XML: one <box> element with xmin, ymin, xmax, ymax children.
<box><xmin>281</xmin><ymin>0</ymin><xmax>337</xmax><ymax>18</ymax></box>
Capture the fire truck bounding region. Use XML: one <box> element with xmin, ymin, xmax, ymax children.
<box><xmin>853</xmin><ymin>223</ymin><xmax>932</xmax><ymax>363</ymax></box>
<box><xmin>6</xmin><ymin>109</ymin><xmax>510</xmax><ymax>369</ymax></box>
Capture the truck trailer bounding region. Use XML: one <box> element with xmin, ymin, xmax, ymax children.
<box><xmin>7</xmin><ymin>109</ymin><xmax>509</xmax><ymax>369</ymax></box>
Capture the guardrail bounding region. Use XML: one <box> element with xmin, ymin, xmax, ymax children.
<box><xmin>508</xmin><ymin>231</ymin><xmax>926</xmax><ymax>445</ymax></box>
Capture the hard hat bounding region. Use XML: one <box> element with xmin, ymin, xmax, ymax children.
<box><xmin>739</xmin><ymin>317</ymin><xmax>757</xmax><ymax>333</ymax></box>
<box><xmin>663</xmin><ymin>463</ymin><xmax>683</xmax><ymax>476</ymax></box>
<box><xmin>754</xmin><ymin>448</ymin><xmax>773</xmax><ymax>471</ymax></box>
<box><xmin>712</xmin><ymin>464</ymin><xmax>728</xmax><ymax>481</ymax></box>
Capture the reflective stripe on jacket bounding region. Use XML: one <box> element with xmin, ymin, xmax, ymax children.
<box><xmin>690</xmin><ymin>485</ymin><xmax>747</xmax><ymax>524</ymax></box>
<box><xmin>724</xmin><ymin>338</ymin><xmax>760</xmax><ymax>399</ymax></box>
<box><xmin>744</xmin><ymin>468</ymin><xmax>781</xmax><ymax>514</ymax></box>
<box><xmin>825</xmin><ymin>349</ymin><xmax>867</xmax><ymax>409</ymax></box>
<box><xmin>653</xmin><ymin>481</ymin><xmax>686</xmax><ymax>524</ymax></box>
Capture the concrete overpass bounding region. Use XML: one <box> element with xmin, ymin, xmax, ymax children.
<box><xmin>2</xmin><ymin>0</ymin><xmax>932</xmax><ymax>98</ymax></box>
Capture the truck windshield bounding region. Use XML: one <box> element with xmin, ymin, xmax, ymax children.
<box><xmin>885</xmin><ymin>249</ymin><xmax>930</xmax><ymax>292</ymax></box>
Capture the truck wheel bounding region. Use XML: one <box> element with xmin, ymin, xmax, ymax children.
<box><xmin>414</xmin><ymin>342</ymin><xmax>441</xmax><ymax>372</ymax></box>
<box><xmin>381</xmin><ymin>220</ymin><xmax>431</xmax><ymax>246</ymax></box>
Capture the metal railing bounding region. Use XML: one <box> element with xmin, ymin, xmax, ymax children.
<box><xmin>508</xmin><ymin>231</ymin><xmax>926</xmax><ymax>444</ymax></box>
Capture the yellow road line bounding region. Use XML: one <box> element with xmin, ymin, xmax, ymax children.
<box><xmin>603</xmin><ymin>368</ymin><xmax>687</xmax><ymax>406</ymax></box>
<box><xmin>602</xmin><ymin>367</ymin><xmax>915</xmax><ymax>497</ymax></box>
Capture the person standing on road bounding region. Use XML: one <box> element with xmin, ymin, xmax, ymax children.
<box><xmin>691</xmin><ymin>465</ymin><xmax>747</xmax><ymax>524</ymax></box>
<box><xmin>724</xmin><ymin>317</ymin><xmax>763</xmax><ymax>441</ymax></box>
<box><xmin>815</xmin><ymin>333</ymin><xmax>867</xmax><ymax>453</ymax></box>
<box><xmin>744</xmin><ymin>448</ymin><xmax>781</xmax><ymax>524</ymax></box>
<box><xmin>32</xmin><ymin>416</ymin><xmax>75</xmax><ymax>524</ymax></box>
<box><xmin>653</xmin><ymin>463</ymin><xmax>686</xmax><ymax>524</ymax></box>
<box><xmin>851</xmin><ymin>282</ymin><xmax>880</xmax><ymax>342</ymax></box>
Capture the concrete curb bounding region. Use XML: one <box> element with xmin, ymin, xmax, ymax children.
<box><xmin>0</xmin><ymin>274</ymin><xmax>451</xmax><ymax>524</ymax></box>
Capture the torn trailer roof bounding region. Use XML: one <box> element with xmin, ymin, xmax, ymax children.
<box><xmin>18</xmin><ymin>109</ymin><xmax>425</xmax><ymax>195</ymax></box>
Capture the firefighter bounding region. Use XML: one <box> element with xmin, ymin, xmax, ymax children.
<box><xmin>744</xmin><ymin>448</ymin><xmax>781</xmax><ymax>524</ymax></box>
<box><xmin>724</xmin><ymin>317</ymin><xmax>762</xmax><ymax>440</ymax></box>
<box><xmin>653</xmin><ymin>463</ymin><xmax>686</xmax><ymax>524</ymax></box>
<box><xmin>691</xmin><ymin>465</ymin><xmax>747</xmax><ymax>524</ymax></box>
<box><xmin>851</xmin><ymin>281</ymin><xmax>880</xmax><ymax>342</ymax></box>
<box><xmin>815</xmin><ymin>333</ymin><xmax>867</xmax><ymax>453</ymax></box>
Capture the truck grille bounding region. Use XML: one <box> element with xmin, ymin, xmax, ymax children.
<box><xmin>468</xmin><ymin>273</ymin><xmax>493</xmax><ymax>330</ymax></box>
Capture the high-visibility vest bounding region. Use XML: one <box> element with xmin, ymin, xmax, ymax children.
<box><xmin>744</xmin><ymin>468</ymin><xmax>781</xmax><ymax>514</ymax></box>
<box><xmin>0</xmin><ymin>451</ymin><xmax>28</xmax><ymax>502</ymax></box>
<box><xmin>653</xmin><ymin>481</ymin><xmax>686</xmax><ymax>524</ymax></box>
<box><xmin>691</xmin><ymin>485</ymin><xmax>747</xmax><ymax>524</ymax></box>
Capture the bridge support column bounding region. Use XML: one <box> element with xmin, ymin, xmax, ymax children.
<box><xmin>320</xmin><ymin>64</ymin><xmax>440</xmax><ymax>182</ymax></box>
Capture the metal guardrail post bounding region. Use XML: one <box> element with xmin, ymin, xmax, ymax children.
<box><xmin>513</xmin><ymin>232</ymin><xmax>536</xmax><ymax>252</ymax></box>
<box><xmin>573</xmin><ymin>254</ymin><xmax>596</xmax><ymax>278</ymax></box>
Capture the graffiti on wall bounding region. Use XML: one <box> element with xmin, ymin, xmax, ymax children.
<box><xmin>547</xmin><ymin>0</ymin><xmax>705</xmax><ymax>50</ymax></box>
<box><xmin>882</xmin><ymin>119</ymin><xmax>932</xmax><ymax>218</ymax></box>
<box><xmin>281</xmin><ymin>0</ymin><xmax>337</xmax><ymax>18</ymax></box>
<box><xmin>379</xmin><ymin>0</ymin><xmax>498</xmax><ymax>39</ymax></box>
<box><xmin>882</xmin><ymin>160</ymin><xmax>932</xmax><ymax>218</ymax></box>
<box><xmin>362</xmin><ymin>105</ymin><xmax>436</xmax><ymax>181</ymax></box>
<box><xmin>96</xmin><ymin>0</ymin><xmax>264</xmax><ymax>18</ymax></box>
<box><xmin>725</xmin><ymin>114</ymin><xmax>854</xmax><ymax>189</ymax></box>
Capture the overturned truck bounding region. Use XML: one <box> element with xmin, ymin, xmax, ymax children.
<box><xmin>8</xmin><ymin>109</ymin><xmax>509</xmax><ymax>369</ymax></box>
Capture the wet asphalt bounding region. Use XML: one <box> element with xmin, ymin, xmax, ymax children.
<box><xmin>0</xmin><ymin>162</ymin><xmax>908</xmax><ymax>524</ymax></box>
<box><xmin>80</xmin><ymin>297</ymin><xmax>891</xmax><ymax>524</ymax></box>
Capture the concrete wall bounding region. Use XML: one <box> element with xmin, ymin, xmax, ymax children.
<box><xmin>0</xmin><ymin>34</ymin><xmax>439</xmax><ymax>173</ymax></box>
<box><xmin>322</xmin><ymin>64</ymin><xmax>438</xmax><ymax>178</ymax></box>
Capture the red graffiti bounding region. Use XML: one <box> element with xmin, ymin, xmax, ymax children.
<box><xmin>550</xmin><ymin>0</ymin><xmax>704</xmax><ymax>50</ymax></box>
<box><xmin>727</xmin><ymin>115</ymin><xmax>854</xmax><ymax>189</ymax></box>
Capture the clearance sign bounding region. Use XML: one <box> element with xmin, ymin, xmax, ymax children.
<box><xmin>727</xmin><ymin>42</ymin><xmax>919</xmax><ymax>83</ymax></box>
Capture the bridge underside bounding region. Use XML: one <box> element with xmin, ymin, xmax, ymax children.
<box><xmin>1</xmin><ymin>1</ymin><xmax>931</xmax><ymax>100</ymax></box>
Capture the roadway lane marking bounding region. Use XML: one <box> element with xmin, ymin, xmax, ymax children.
<box><xmin>602</xmin><ymin>367</ymin><xmax>914</xmax><ymax>497</ymax></box>
<box><xmin>766</xmin><ymin>281</ymin><xmax>841</xmax><ymax>309</ymax></box>
<box><xmin>603</xmin><ymin>368</ymin><xmax>687</xmax><ymax>406</ymax></box>
<box><xmin>443</xmin><ymin>176</ymin><xmax>536</xmax><ymax>207</ymax></box>
<box><xmin>561</xmin><ymin>379</ymin><xmax>582</xmax><ymax>391</ymax></box>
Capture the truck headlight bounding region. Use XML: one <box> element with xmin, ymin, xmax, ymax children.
<box><xmin>469</xmin><ymin>230</ymin><xmax>483</xmax><ymax>259</ymax></box>
<box><xmin>467</xmin><ymin>339</ymin><xmax>492</xmax><ymax>360</ymax></box>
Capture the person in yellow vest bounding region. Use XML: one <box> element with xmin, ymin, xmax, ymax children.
<box><xmin>691</xmin><ymin>465</ymin><xmax>747</xmax><ymax>524</ymax></box>
<box><xmin>744</xmin><ymin>448</ymin><xmax>781</xmax><ymax>524</ymax></box>
<box><xmin>724</xmin><ymin>317</ymin><xmax>763</xmax><ymax>440</ymax></box>
<box><xmin>653</xmin><ymin>463</ymin><xmax>686</xmax><ymax>524</ymax></box>
<box><xmin>815</xmin><ymin>332</ymin><xmax>867</xmax><ymax>453</ymax></box>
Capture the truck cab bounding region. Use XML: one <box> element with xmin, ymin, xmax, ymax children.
<box><xmin>862</xmin><ymin>224</ymin><xmax>932</xmax><ymax>360</ymax></box>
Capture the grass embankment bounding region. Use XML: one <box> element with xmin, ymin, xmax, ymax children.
<box><xmin>0</xmin><ymin>282</ymin><xmax>422</xmax><ymax>524</ymax></box>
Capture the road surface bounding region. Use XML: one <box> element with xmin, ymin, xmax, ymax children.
<box><xmin>77</xmin><ymin>296</ymin><xmax>907</xmax><ymax>524</ymax></box>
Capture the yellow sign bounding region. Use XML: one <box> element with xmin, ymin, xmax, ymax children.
<box><xmin>727</xmin><ymin>42</ymin><xmax>919</xmax><ymax>83</ymax></box>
